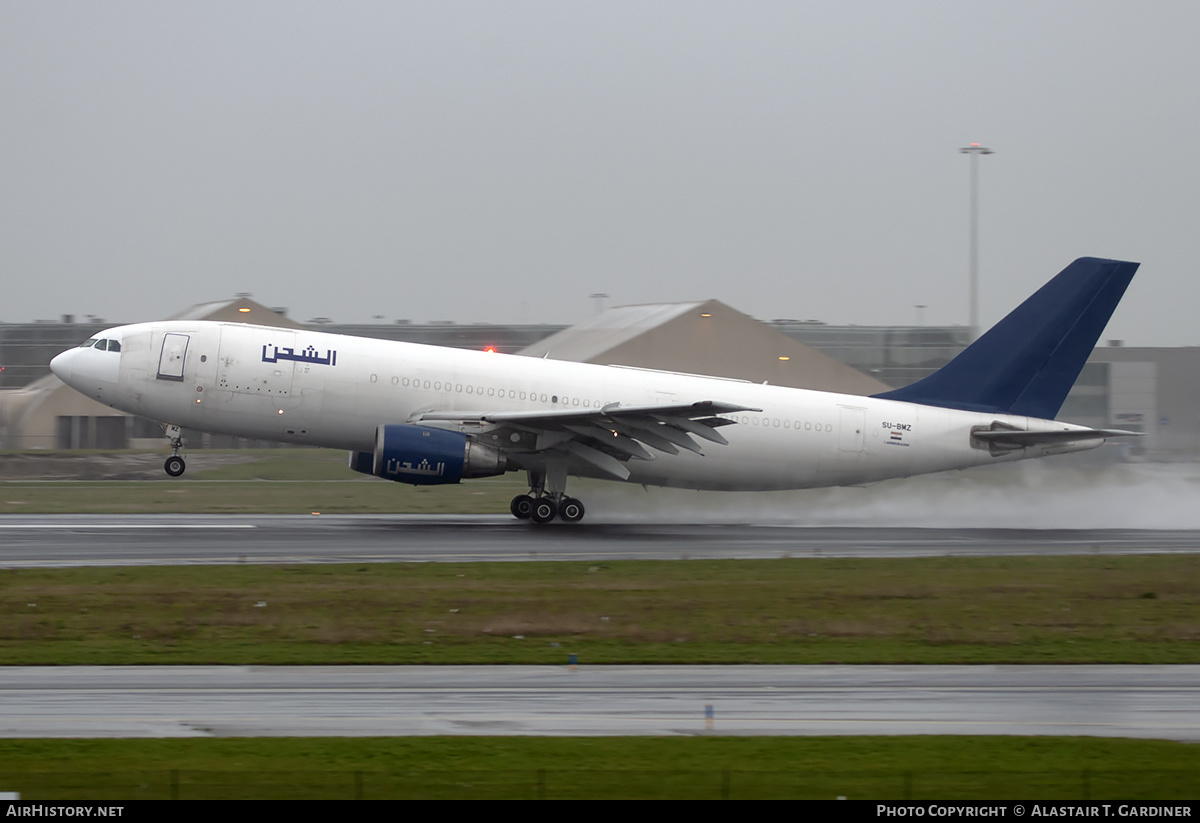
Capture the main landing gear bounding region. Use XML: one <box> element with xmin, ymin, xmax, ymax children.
<box><xmin>509</xmin><ymin>493</ymin><xmax>585</xmax><ymax>524</ymax></box>
<box><xmin>163</xmin><ymin>424</ymin><xmax>186</xmax><ymax>477</ymax></box>
<box><xmin>509</xmin><ymin>469</ymin><xmax>586</xmax><ymax>524</ymax></box>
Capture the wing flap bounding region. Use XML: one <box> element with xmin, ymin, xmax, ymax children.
<box><xmin>559</xmin><ymin>441</ymin><xmax>632</xmax><ymax>481</ymax></box>
<box><xmin>479</xmin><ymin>399</ymin><xmax>758</xmax><ymax>426</ymax></box>
<box><xmin>411</xmin><ymin>398</ymin><xmax>754</xmax><ymax>466</ymax></box>
<box><xmin>561</xmin><ymin>424</ymin><xmax>656</xmax><ymax>460</ymax></box>
<box><xmin>656</xmin><ymin>414</ymin><xmax>730</xmax><ymax>445</ymax></box>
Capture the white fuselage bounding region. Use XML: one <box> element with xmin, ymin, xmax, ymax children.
<box><xmin>51</xmin><ymin>320</ymin><xmax>1103</xmax><ymax>491</ymax></box>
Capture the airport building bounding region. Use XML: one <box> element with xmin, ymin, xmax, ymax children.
<box><xmin>1</xmin><ymin>299</ymin><xmax>1196</xmax><ymax>459</ymax></box>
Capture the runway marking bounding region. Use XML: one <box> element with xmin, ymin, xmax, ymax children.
<box><xmin>4</xmin><ymin>685</ymin><xmax>1194</xmax><ymax>695</ymax></box>
<box><xmin>0</xmin><ymin>524</ymin><xmax>257</xmax><ymax>529</ymax></box>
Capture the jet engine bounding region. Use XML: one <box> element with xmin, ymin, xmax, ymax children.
<box><xmin>348</xmin><ymin>424</ymin><xmax>508</xmax><ymax>485</ymax></box>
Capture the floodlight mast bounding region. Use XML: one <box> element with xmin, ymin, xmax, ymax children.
<box><xmin>960</xmin><ymin>143</ymin><xmax>994</xmax><ymax>340</ymax></box>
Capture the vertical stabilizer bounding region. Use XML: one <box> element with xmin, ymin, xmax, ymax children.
<box><xmin>872</xmin><ymin>257</ymin><xmax>1139</xmax><ymax>419</ymax></box>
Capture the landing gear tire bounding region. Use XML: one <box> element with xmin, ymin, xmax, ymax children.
<box><xmin>559</xmin><ymin>497</ymin><xmax>585</xmax><ymax>523</ymax></box>
<box><xmin>164</xmin><ymin>455</ymin><xmax>186</xmax><ymax>477</ymax></box>
<box><xmin>530</xmin><ymin>498</ymin><xmax>558</xmax><ymax>524</ymax></box>
<box><xmin>510</xmin><ymin>494</ymin><xmax>534</xmax><ymax>520</ymax></box>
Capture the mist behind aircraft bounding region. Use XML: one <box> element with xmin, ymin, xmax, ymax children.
<box><xmin>583</xmin><ymin>461</ymin><xmax>1200</xmax><ymax>530</ymax></box>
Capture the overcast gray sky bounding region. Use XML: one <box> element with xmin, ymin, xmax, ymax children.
<box><xmin>2</xmin><ymin>1</ymin><xmax>1197</xmax><ymax>344</ymax></box>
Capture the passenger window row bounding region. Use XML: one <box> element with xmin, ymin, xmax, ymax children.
<box><xmin>371</xmin><ymin>373</ymin><xmax>606</xmax><ymax>407</ymax></box>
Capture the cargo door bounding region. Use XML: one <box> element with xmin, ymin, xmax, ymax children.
<box><xmin>217</xmin><ymin>325</ymin><xmax>297</xmax><ymax>399</ymax></box>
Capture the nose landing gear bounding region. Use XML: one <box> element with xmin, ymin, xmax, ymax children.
<box><xmin>163</xmin><ymin>424</ymin><xmax>186</xmax><ymax>477</ymax></box>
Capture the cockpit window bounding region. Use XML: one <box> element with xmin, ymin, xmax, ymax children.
<box><xmin>77</xmin><ymin>338</ymin><xmax>120</xmax><ymax>351</ymax></box>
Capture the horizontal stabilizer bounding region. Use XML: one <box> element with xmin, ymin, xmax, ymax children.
<box><xmin>972</xmin><ymin>427</ymin><xmax>1142</xmax><ymax>448</ymax></box>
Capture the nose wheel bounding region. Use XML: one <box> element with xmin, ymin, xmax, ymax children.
<box><xmin>164</xmin><ymin>455</ymin><xmax>186</xmax><ymax>477</ymax></box>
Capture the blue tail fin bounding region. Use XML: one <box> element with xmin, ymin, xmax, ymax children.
<box><xmin>872</xmin><ymin>257</ymin><xmax>1139</xmax><ymax>420</ymax></box>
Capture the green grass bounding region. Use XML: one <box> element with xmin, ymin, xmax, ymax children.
<box><xmin>3</xmin><ymin>451</ymin><xmax>1199</xmax><ymax>800</ymax></box>
<box><xmin>0</xmin><ymin>478</ymin><xmax>524</xmax><ymax>514</ymax></box>
<box><xmin>0</xmin><ymin>449</ymin><xmax>527</xmax><ymax>513</ymax></box>
<box><xmin>2</xmin><ymin>556</ymin><xmax>1197</xmax><ymax>665</ymax></box>
<box><xmin>187</xmin><ymin>448</ymin><xmax>366</xmax><ymax>481</ymax></box>
<box><xmin>1</xmin><ymin>737</ymin><xmax>1196</xmax><ymax>799</ymax></box>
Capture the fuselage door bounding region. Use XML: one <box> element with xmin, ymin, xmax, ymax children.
<box><xmin>838</xmin><ymin>406</ymin><xmax>866</xmax><ymax>453</ymax></box>
<box><xmin>156</xmin><ymin>333</ymin><xmax>190</xmax><ymax>382</ymax></box>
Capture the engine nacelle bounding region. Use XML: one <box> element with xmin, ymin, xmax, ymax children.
<box><xmin>348</xmin><ymin>424</ymin><xmax>508</xmax><ymax>485</ymax></box>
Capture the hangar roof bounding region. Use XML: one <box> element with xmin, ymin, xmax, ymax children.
<box><xmin>520</xmin><ymin>299</ymin><xmax>890</xmax><ymax>395</ymax></box>
<box><xmin>167</xmin><ymin>298</ymin><xmax>303</xmax><ymax>329</ymax></box>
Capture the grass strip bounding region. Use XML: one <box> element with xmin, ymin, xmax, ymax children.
<box><xmin>0</xmin><ymin>478</ymin><xmax>524</xmax><ymax>514</ymax></box>
<box><xmin>2</xmin><ymin>556</ymin><xmax>1197</xmax><ymax>664</ymax></box>
<box><xmin>0</xmin><ymin>737</ymin><xmax>1196</xmax><ymax>799</ymax></box>
<box><xmin>0</xmin><ymin>450</ymin><xmax>525</xmax><ymax>513</ymax></box>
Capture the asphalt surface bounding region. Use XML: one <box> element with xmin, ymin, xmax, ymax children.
<box><xmin>2</xmin><ymin>515</ymin><xmax>1196</xmax><ymax>742</ymax></box>
<box><xmin>2</xmin><ymin>665</ymin><xmax>1197</xmax><ymax>739</ymax></box>
<box><xmin>2</xmin><ymin>514</ymin><xmax>1200</xmax><ymax>567</ymax></box>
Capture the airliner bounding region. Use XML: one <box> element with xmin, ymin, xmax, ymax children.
<box><xmin>50</xmin><ymin>257</ymin><xmax>1140</xmax><ymax>523</ymax></box>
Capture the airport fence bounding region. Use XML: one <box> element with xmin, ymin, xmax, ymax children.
<box><xmin>1</xmin><ymin>768</ymin><xmax>1196</xmax><ymax>800</ymax></box>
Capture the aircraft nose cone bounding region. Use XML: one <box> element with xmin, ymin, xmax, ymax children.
<box><xmin>50</xmin><ymin>349</ymin><xmax>75</xmax><ymax>384</ymax></box>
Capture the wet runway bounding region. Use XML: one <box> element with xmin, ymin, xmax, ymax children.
<box><xmin>3</xmin><ymin>516</ymin><xmax>1196</xmax><ymax>742</ymax></box>
<box><xmin>2</xmin><ymin>514</ymin><xmax>1200</xmax><ymax>567</ymax></box>
<box><xmin>2</xmin><ymin>665</ymin><xmax>1197</xmax><ymax>740</ymax></box>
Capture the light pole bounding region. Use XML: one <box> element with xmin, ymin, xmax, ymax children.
<box><xmin>959</xmin><ymin>143</ymin><xmax>993</xmax><ymax>339</ymax></box>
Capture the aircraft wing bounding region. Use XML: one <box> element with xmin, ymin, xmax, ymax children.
<box><xmin>412</xmin><ymin>400</ymin><xmax>760</xmax><ymax>480</ymax></box>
